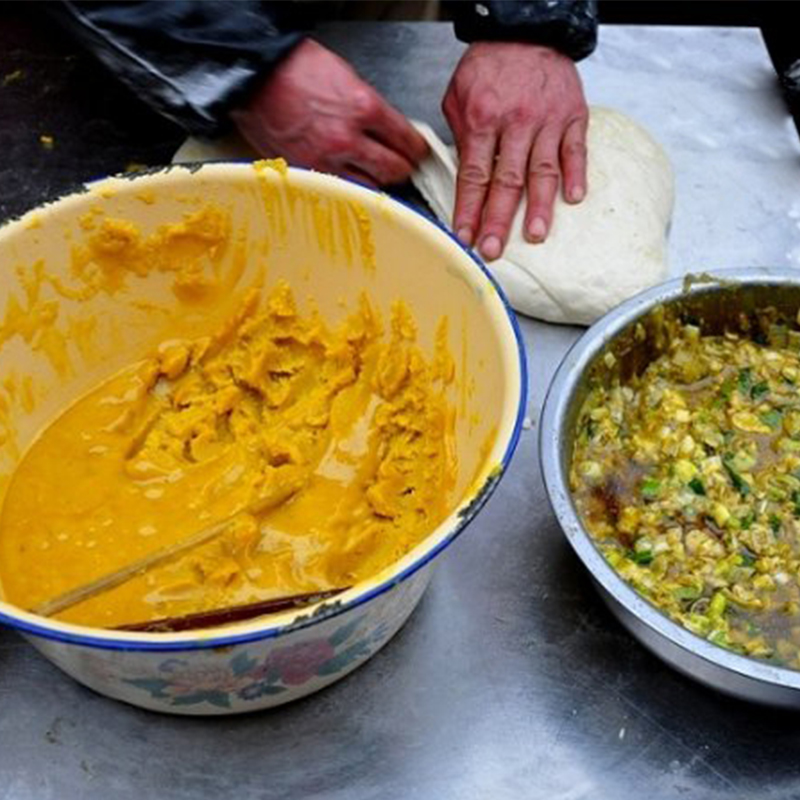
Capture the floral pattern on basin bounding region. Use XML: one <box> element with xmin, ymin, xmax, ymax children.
<box><xmin>25</xmin><ymin>562</ymin><xmax>433</xmax><ymax>714</ymax></box>
<box><xmin>122</xmin><ymin>615</ymin><xmax>388</xmax><ymax>709</ymax></box>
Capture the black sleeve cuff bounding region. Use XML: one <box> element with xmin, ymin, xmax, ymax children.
<box><xmin>450</xmin><ymin>0</ymin><xmax>598</xmax><ymax>62</ymax></box>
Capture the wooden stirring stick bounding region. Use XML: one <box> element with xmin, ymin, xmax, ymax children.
<box><xmin>114</xmin><ymin>588</ymin><xmax>347</xmax><ymax>633</ymax></box>
<box><xmin>34</xmin><ymin>476</ymin><xmax>307</xmax><ymax>618</ymax></box>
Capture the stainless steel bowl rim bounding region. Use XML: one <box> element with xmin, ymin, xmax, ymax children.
<box><xmin>540</xmin><ymin>267</ymin><xmax>800</xmax><ymax>692</ymax></box>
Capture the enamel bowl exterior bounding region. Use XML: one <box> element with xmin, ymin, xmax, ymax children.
<box><xmin>0</xmin><ymin>163</ymin><xmax>526</xmax><ymax>714</ymax></box>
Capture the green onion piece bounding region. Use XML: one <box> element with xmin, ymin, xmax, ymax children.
<box><xmin>640</xmin><ymin>477</ymin><xmax>660</xmax><ymax>500</ymax></box>
<box><xmin>722</xmin><ymin>454</ymin><xmax>750</xmax><ymax>497</ymax></box>
<box><xmin>628</xmin><ymin>549</ymin><xmax>653</xmax><ymax>565</ymax></box>
<box><xmin>718</xmin><ymin>378</ymin><xmax>735</xmax><ymax>405</ymax></box>
<box><xmin>770</xmin><ymin>514</ymin><xmax>782</xmax><ymax>534</ymax></box>
<box><xmin>708</xmin><ymin>591</ymin><xmax>727</xmax><ymax>619</ymax></box>
<box><xmin>673</xmin><ymin>586</ymin><xmax>701</xmax><ymax>601</ymax></box>
<box><xmin>688</xmin><ymin>477</ymin><xmax>706</xmax><ymax>496</ymax></box>
<box><xmin>738</xmin><ymin>367</ymin><xmax>753</xmax><ymax>395</ymax></box>
<box><xmin>723</xmin><ymin>458</ymin><xmax>751</xmax><ymax>496</ymax></box>
<box><xmin>740</xmin><ymin>549</ymin><xmax>757</xmax><ymax>566</ymax></box>
<box><xmin>708</xmin><ymin>629</ymin><xmax>731</xmax><ymax>649</ymax></box>
<box><xmin>751</xmin><ymin>381</ymin><xmax>770</xmax><ymax>401</ymax></box>
<box><xmin>760</xmin><ymin>409</ymin><xmax>782</xmax><ymax>429</ymax></box>
<box><xmin>792</xmin><ymin>490</ymin><xmax>800</xmax><ymax>518</ymax></box>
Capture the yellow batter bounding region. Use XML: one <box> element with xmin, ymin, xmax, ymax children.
<box><xmin>0</xmin><ymin>282</ymin><xmax>457</xmax><ymax>628</ymax></box>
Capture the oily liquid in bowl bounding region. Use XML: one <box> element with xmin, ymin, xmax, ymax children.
<box><xmin>569</xmin><ymin>284</ymin><xmax>800</xmax><ymax>672</ymax></box>
<box><xmin>0</xmin><ymin>281</ymin><xmax>458</xmax><ymax>629</ymax></box>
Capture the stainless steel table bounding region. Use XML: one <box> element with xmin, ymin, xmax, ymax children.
<box><xmin>2</xmin><ymin>15</ymin><xmax>800</xmax><ymax>800</ymax></box>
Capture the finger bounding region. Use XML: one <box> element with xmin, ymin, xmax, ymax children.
<box><xmin>453</xmin><ymin>130</ymin><xmax>498</xmax><ymax>247</ymax></box>
<box><xmin>476</xmin><ymin>125</ymin><xmax>534</xmax><ymax>261</ymax></box>
<box><xmin>361</xmin><ymin>95</ymin><xmax>429</xmax><ymax>165</ymax></box>
<box><xmin>347</xmin><ymin>136</ymin><xmax>415</xmax><ymax>186</ymax></box>
<box><xmin>339</xmin><ymin>164</ymin><xmax>378</xmax><ymax>188</ymax></box>
<box><xmin>524</xmin><ymin>125</ymin><xmax>562</xmax><ymax>243</ymax></box>
<box><xmin>560</xmin><ymin>116</ymin><xmax>588</xmax><ymax>203</ymax></box>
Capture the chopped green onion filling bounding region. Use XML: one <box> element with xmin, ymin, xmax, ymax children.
<box><xmin>572</xmin><ymin>320</ymin><xmax>800</xmax><ymax>672</ymax></box>
<box><xmin>688</xmin><ymin>477</ymin><xmax>706</xmax><ymax>496</ymax></box>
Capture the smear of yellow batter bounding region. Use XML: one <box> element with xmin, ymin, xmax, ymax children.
<box><xmin>0</xmin><ymin>282</ymin><xmax>457</xmax><ymax>629</ymax></box>
<box><xmin>69</xmin><ymin>206</ymin><xmax>231</xmax><ymax>303</ymax></box>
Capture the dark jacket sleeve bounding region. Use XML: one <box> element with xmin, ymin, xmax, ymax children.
<box><xmin>50</xmin><ymin>1</ymin><xmax>307</xmax><ymax>136</ymax></box>
<box><xmin>448</xmin><ymin>0</ymin><xmax>598</xmax><ymax>62</ymax></box>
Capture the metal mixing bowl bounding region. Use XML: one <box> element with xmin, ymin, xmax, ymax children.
<box><xmin>540</xmin><ymin>267</ymin><xmax>800</xmax><ymax>708</ymax></box>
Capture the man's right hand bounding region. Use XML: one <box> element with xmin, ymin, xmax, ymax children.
<box><xmin>231</xmin><ymin>39</ymin><xmax>428</xmax><ymax>186</ymax></box>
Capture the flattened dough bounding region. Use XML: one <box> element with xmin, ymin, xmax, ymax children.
<box><xmin>172</xmin><ymin>106</ymin><xmax>674</xmax><ymax>326</ymax></box>
<box><xmin>411</xmin><ymin>107</ymin><xmax>674</xmax><ymax>325</ymax></box>
<box><xmin>173</xmin><ymin>130</ymin><xmax>255</xmax><ymax>164</ymax></box>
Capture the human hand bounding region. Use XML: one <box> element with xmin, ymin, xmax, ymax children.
<box><xmin>231</xmin><ymin>39</ymin><xmax>428</xmax><ymax>186</ymax></box>
<box><xmin>442</xmin><ymin>42</ymin><xmax>589</xmax><ymax>260</ymax></box>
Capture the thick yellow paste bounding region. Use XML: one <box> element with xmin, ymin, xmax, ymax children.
<box><xmin>0</xmin><ymin>283</ymin><xmax>456</xmax><ymax>628</ymax></box>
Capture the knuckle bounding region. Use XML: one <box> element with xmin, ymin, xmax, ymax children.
<box><xmin>460</xmin><ymin>162</ymin><xmax>492</xmax><ymax>186</ymax></box>
<box><xmin>563</xmin><ymin>140</ymin><xmax>587</xmax><ymax>159</ymax></box>
<box><xmin>352</xmin><ymin>87</ymin><xmax>378</xmax><ymax>119</ymax></box>
<box><xmin>492</xmin><ymin>168</ymin><xmax>525</xmax><ymax>190</ymax></box>
<box><xmin>506</xmin><ymin>107</ymin><xmax>535</xmax><ymax>128</ymax></box>
<box><xmin>325</xmin><ymin>130</ymin><xmax>355</xmax><ymax>153</ymax></box>
<box><xmin>465</xmin><ymin>100</ymin><xmax>500</xmax><ymax>131</ymax></box>
<box><xmin>529</xmin><ymin>159</ymin><xmax>559</xmax><ymax>180</ymax></box>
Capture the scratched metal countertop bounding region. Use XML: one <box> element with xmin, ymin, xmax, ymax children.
<box><xmin>1</xmin><ymin>12</ymin><xmax>800</xmax><ymax>800</ymax></box>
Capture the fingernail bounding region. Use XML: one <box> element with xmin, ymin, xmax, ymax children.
<box><xmin>569</xmin><ymin>185</ymin><xmax>585</xmax><ymax>203</ymax></box>
<box><xmin>528</xmin><ymin>217</ymin><xmax>547</xmax><ymax>242</ymax></box>
<box><xmin>456</xmin><ymin>226</ymin><xmax>473</xmax><ymax>246</ymax></box>
<box><xmin>480</xmin><ymin>235</ymin><xmax>502</xmax><ymax>261</ymax></box>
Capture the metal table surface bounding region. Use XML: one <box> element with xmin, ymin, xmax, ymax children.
<box><xmin>2</xmin><ymin>12</ymin><xmax>800</xmax><ymax>800</ymax></box>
